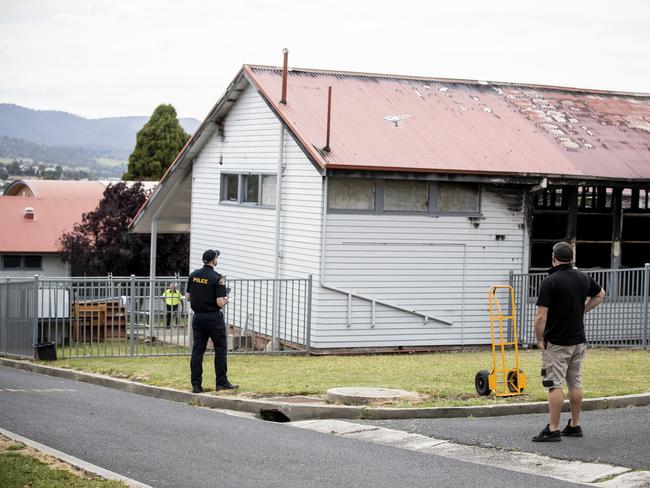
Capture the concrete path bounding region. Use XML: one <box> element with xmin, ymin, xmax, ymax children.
<box><xmin>291</xmin><ymin>419</ymin><xmax>650</xmax><ymax>487</ymax></box>
<box><xmin>358</xmin><ymin>407</ymin><xmax>650</xmax><ymax>470</ymax></box>
<box><xmin>1</xmin><ymin>365</ymin><xmax>588</xmax><ymax>488</ymax></box>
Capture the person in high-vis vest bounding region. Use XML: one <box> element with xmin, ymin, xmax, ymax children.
<box><xmin>162</xmin><ymin>283</ymin><xmax>183</xmax><ymax>327</ymax></box>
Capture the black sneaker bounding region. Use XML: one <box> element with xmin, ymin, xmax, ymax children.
<box><xmin>561</xmin><ymin>420</ymin><xmax>583</xmax><ymax>437</ymax></box>
<box><xmin>216</xmin><ymin>383</ymin><xmax>239</xmax><ymax>391</ymax></box>
<box><xmin>532</xmin><ymin>424</ymin><xmax>561</xmax><ymax>442</ymax></box>
<box><xmin>192</xmin><ymin>386</ymin><xmax>203</xmax><ymax>394</ymax></box>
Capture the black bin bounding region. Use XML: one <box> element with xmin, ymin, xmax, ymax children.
<box><xmin>34</xmin><ymin>342</ymin><xmax>57</xmax><ymax>361</ymax></box>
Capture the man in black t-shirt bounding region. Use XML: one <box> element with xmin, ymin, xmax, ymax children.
<box><xmin>186</xmin><ymin>249</ymin><xmax>238</xmax><ymax>393</ymax></box>
<box><xmin>532</xmin><ymin>242</ymin><xmax>605</xmax><ymax>442</ymax></box>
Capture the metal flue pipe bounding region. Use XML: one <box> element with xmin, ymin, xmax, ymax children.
<box><xmin>280</xmin><ymin>48</ymin><xmax>289</xmax><ymax>104</ymax></box>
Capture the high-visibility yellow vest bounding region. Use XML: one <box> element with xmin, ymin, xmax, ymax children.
<box><xmin>163</xmin><ymin>289</ymin><xmax>182</xmax><ymax>306</ymax></box>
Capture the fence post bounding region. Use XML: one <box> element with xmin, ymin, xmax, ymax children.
<box><xmin>2</xmin><ymin>277</ymin><xmax>8</xmax><ymax>357</ymax></box>
<box><xmin>32</xmin><ymin>275</ymin><xmax>39</xmax><ymax>359</ymax></box>
<box><xmin>129</xmin><ymin>275</ymin><xmax>135</xmax><ymax>357</ymax></box>
<box><xmin>271</xmin><ymin>280</ymin><xmax>279</xmax><ymax>351</ymax></box>
<box><xmin>507</xmin><ymin>270</ymin><xmax>514</xmax><ymax>342</ymax></box>
<box><xmin>306</xmin><ymin>275</ymin><xmax>312</xmax><ymax>355</ymax></box>
<box><xmin>643</xmin><ymin>263</ymin><xmax>650</xmax><ymax>349</ymax></box>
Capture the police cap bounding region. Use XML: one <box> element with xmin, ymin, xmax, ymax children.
<box><xmin>202</xmin><ymin>249</ymin><xmax>221</xmax><ymax>263</ymax></box>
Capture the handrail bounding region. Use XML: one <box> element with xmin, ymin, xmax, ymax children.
<box><xmin>320</xmin><ymin>283</ymin><xmax>453</xmax><ymax>328</ymax></box>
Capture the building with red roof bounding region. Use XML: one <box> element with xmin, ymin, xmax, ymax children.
<box><xmin>130</xmin><ymin>61</ymin><xmax>650</xmax><ymax>350</ymax></box>
<box><xmin>0</xmin><ymin>180</ymin><xmax>107</xmax><ymax>277</ymax></box>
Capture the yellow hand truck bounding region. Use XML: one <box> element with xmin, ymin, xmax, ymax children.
<box><xmin>475</xmin><ymin>285</ymin><xmax>526</xmax><ymax>397</ymax></box>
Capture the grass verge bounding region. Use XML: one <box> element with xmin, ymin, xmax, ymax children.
<box><xmin>0</xmin><ymin>435</ymin><xmax>127</xmax><ymax>488</ymax></box>
<box><xmin>47</xmin><ymin>348</ymin><xmax>650</xmax><ymax>408</ymax></box>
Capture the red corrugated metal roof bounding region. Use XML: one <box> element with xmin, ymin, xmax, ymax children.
<box><xmin>4</xmin><ymin>179</ymin><xmax>108</xmax><ymax>199</ymax></box>
<box><xmin>246</xmin><ymin>66</ymin><xmax>650</xmax><ymax>179</ymax></box>
<box><xmin>0</xmin><ymin>180</ymin><xmax>105</xmax><ymax>253</ymax></box>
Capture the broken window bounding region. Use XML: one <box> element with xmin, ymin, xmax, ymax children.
<box><xmin>575</xmin><ymin>243</ymin><xmax>611</xmax><ymax>269</ymax></box>
<box><xmin>328</xmin><ymin>178</ymin><xmax>375</xmax><ymax>210</ymax></box>
<box><xmin>530</xmin><ymin>185</ymin><xmax>650</xmax><ymax>271</ymax></box>
<box><xmin>534</xmin><ymin>187</ymin><xmax>567</xmax><ymax>210</ymax></box>
<box><xmin>530</xmin><ymin>243</ymin><xmax>554</xmax><ymax>269</ymax></box>
<box><xmin>621</xmin><ymin>243</ymin><xmax>650</xmax><ymax>268</ymax></box>
<box><xmin>576</xmin><ymin>214</ymin><xmax>613</xmax><ymax>241</ymax></box>
<box><xmin>621</xmin><ymin>187</ymin><xmax>650</xmax><ymax>267</ymax></box>
<box><xmin>531</xmin><ymin>214</ymin><xmax>568</xmax><ymax>240</ymax></box>
<box><xmin>384</xmin><ymin>180</ymin><xmax>428</xmax><ymax>211</ymax></box>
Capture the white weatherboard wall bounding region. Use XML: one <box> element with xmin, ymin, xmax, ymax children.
<box><xmin>190</xmin><ymin>83</ymin><xmax>322</xmax><ymax>278</ymax></box>
<box><xmin>189</xmin><ymin>84</ymin><xmax>324</xmax><ymax>343</ymax></box>
<box><xmin>316</xmin><ymin>187</ymin><xmax>526</xmax><ymax>348</ymax></box>
<box><xmin>188</xmin><ymin>83</ymin><xmax>528</xmax><ymax>349</ymax></box>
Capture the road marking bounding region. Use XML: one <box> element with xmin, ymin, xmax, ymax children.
<box><xmin>0</xmin><ymin>388</ymin><xmax>77</xmax><ymax>393</ymax></box>
<box><xmin>291</xmin><ymin>419</ymin><xmax>650</xmax><ymax>488</ymax></box>
<box><xmin>0</xmin><ymin>427</ymin><xmax>152</xmax><ymax>488</ymax></box>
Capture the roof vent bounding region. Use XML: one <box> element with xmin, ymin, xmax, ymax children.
<box><xmin>24</xmin><ymin>207</ymin><xmax>35</xmax><ymax>220</ymax></box>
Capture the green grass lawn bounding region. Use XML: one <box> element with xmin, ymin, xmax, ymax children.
<box><xmin>47</xmin><ymin>348</ymin><xmax>650</xmax><ymax>407</ymax></box>
<box><xmin>0</xmin><ymin>436</ymin><xmax>126</xmax><ymax>488</ymax></box>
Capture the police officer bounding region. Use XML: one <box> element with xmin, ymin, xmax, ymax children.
<box><xmin>186</xmin><ymin>249</ymin><xmax>238</xmax><ymax>393</ymax></box>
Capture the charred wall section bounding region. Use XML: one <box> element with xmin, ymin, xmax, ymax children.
<box><xmin>529</xmin><ymin>185</ymin><xmax>650</xmax><ymax>271</ymax></box>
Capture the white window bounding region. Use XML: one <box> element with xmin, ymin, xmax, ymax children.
<box><xmin>261</xmin><ymin>175</ymin><xmax>276</xmax><ymax>206</ymax></box>
<box><xmin>220</xmin><ymin>173</ymin><xmax>276</xmax><ymax>208</ymax></box>
<box><xmin>222</xmin><ymin>174</ymin><xmax>238</xmax><ymax>202</ymax></box>
<box><xmin>242</xmin><ymin>175</ymin><xmax>259</xmax><ymax>204</ymax></box>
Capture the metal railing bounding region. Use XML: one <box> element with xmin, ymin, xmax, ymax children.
<box><xmin>0</xmin><ymin>275</ymin><xmax>312</xmax><ymax>359</ymax></box>
<box><xmin>510</xmin><ymin>264</ymin><xmax>649</xmax><ymax>348</ymax></box>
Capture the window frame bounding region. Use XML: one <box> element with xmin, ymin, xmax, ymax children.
<box><xmin>23</xmin><ymin>255</ymin><xmax>43</xmax><ymax>270</ymax></box>
<box><xmin>219</xmin><ymin>172</ymin><xmax>276</xmax><ymax>209</ymax></box>
<box><xmin>1</xmin><ymin>254</ymin><xmax>43</xmax><ymax>271</ymax></box>
<box><xmin>327</xmin><ymin>177</ymin><xmax>482</xmax><ymax>215</ymax></box>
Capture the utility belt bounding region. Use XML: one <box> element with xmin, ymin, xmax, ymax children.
<box><xmin>192</xmin><ymin>310</ymin><xmax>222</xmax><ymax>316</ymax></box>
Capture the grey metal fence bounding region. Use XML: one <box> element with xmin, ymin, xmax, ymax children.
<box><xmin>511</xmin><ymin>264</ymin><xmax>649</xmax><ymax>348</ymax></box>
<box><xmin>0</xmin><ymin>275</ymin><xmax>312</xmax><ymax>359</ymax></box>
<box><xmin>0</xmin><ymin>278</ymin><xmax>38</xmax><ymax>358</ymax></box>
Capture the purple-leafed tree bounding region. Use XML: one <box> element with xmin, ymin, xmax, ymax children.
<box><xmin>59</xmin><ymin>182</ymin><xmax>189</xmax><ymax>276</ymax></box>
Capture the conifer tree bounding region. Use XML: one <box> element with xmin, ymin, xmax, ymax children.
<box><xmin>123</xmin><ymin>104</ymin><xmax>189</xmax><ymax>180</ymax></box>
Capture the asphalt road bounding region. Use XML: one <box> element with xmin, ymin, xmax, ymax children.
<box><xmin>361</xmin><ymin>406</ymin><xmax>650</xmax><ymax>469</ymax></box>
<box><xmin>0</xmin><ymin>366</ymin><xmax>587</xmax><ymax>488</ymax></box>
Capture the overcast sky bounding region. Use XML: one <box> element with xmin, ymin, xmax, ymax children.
<box><xmin>1</xmin><ymin>0</ymin><xmax>649</xmax><ymax>120</ymax></box>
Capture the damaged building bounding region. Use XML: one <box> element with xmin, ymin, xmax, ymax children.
<box><xmin>130</xmin><ymin>61</ymin><xmax>650</xmax><ymax>350</ymax></box>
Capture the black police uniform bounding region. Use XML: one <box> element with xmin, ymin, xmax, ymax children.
<box><xmin>187</xmin><ymin>264</ymin><xmax>230</xmax><ymax>389</ymax></box>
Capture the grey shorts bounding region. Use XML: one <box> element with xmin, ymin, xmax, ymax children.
<box><xmin>542</xmin><ymin>342</ymin><xmax>586</xmax><ymax>390</ymax></box>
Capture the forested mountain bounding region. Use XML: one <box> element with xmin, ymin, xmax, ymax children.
<box><xmin>0</xmin><ymin>104</ymin><xmax>200</xmax><ymax>177</ymax></box>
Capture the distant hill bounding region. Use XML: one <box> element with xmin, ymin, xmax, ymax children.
<box><xmin>99</xmin><ymin>115</ymin><xmax>200</xmax><ymax>135</ymax></box>
<box><xmin>0</xmin><ymin>104</ymin><xmax>200</xmax><ymax>159</ymax></box>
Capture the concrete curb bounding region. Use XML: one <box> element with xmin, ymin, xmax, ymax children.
<box><xmin>2</xmin><ymin>358</ymin><xmax>650</xmax><ymax>421</ymax></box>
<box><xmin>0</xmin><ymin>426</ymin><xmax>152</xmax><ymax>488</ymax></box>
